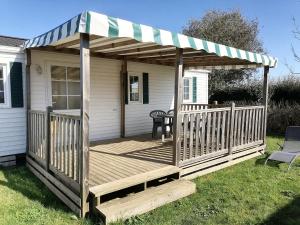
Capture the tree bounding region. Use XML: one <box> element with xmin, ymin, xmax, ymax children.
<box><xmin>182</xmin><ymin>10</ymin><xmax>265</xmax><ymax>96</ymax></box>
<box><xmin>292</xmin><ymin>17</ymin><xmax>300</xmax><ymax>66</ymax></box>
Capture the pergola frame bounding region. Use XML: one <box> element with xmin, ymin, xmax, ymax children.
<box><xmin>72</xmin><ymin>34</ymin><xmax>270</xmax><ymax>215</ymax></box>
<box><xmin>24</xmin><ymin>11</ymin><xmax>275</xmax><ymax>217</ymax></box>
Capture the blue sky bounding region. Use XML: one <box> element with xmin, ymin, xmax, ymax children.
<box><xmin>1</xmin><ymin>0</ymin><xmax>299</xmax><ymax>78</ymax></box>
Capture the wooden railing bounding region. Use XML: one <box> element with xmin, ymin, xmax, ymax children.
<box><xmin>49</xmin><ymin>113</ymin><xmax>81</xmax><ymax>188</ymax></box>
<box><xmin>178</xmin><ymin>104</ymin><xmax>265</xmax><ymax>166</ymax></box>
<box><xmin>28</xmin><ymin>109</ymin><xmax>81</xmax><ymax>193</ymax></box>
<box><xmin>28</xmin><ymin>110</ymin><xmax>47</xmax><ymax>167</ymax></box>
<box><xmin>181</xmin><ymin>104</ymin><xmax>209</xmax><ymax>111</ymax></box>
<box><xmin>232</xmin><ymin>106</ymin><xmax>265</xmax><ymax>150</ymax></box>
<box><xmin>181</xmin><ymin>103</ymin><xmax>225</xmax><ymax>111</ymax></box>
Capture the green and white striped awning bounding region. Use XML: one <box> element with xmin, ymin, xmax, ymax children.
<box><xmin>24</xmin><ymin>11</ymin><xmax>277</xmax><ymax>68</ymax></box>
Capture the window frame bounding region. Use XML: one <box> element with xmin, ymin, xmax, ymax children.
<box><xmin>50</xmin><ymin>65</ymin><xmax>81</xmax><ymax>110</ymax></box>
<box><xmin>0</xmin><ymin>64</ymin><xmax>10</xmax><ymax>108</ymax></box>
<box><xmin>183</xmin><ymin>77</ymin><xmax>192</xmax><ymax>103</ymax></box>
<box><xmin>128</xmin><ymin>74</ymin><xmax>143</xmax><ymax>104</ymax></box>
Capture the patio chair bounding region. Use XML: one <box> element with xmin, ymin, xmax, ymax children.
<box><xmin>166</xmin><ymin>109</ymin><xmax>174</xmax><ymax>135</ymax></box>
<box><xmin>265</xmin><ymin>126</ymin><xmax>300</xmax><ymax>170</ymax></box>
<box><xmin>149</xmin><ymin>110</ymin><xmax>166</xmax><ymax>138</ymax></box>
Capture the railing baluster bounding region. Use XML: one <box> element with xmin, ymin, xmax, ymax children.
<box><xmin>211</xmin><ymin>112</ymin><xmax>216</xmax><ymax>153</ymax></box>
<box><xmin>206</xmin><ymin>112</ymin><xmax>211</xmax><ymax>154</ymax></box>
<box><xmin>189</xmin><ymin>113</ymin><xmax>194</xmax><ymax>158</ymax></box>
<box><xmin>195</xmin><ymin>113</ymin><xmax>200</xmax><ymax>157</ymax></box>
<box><xmin>183</xmin><ymin>114</ymin><xmax>188</xmax><ymax>160</ymax></box>
<box><xmin>200</xmin><ymin>112</ymin><xmax>206</xmax><ymax>156</ymax></box>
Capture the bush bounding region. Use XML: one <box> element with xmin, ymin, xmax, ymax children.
<box><xmin>209</xmin><ymin>75</ymin><xmax>300</xmax><ymax>134</ymax></box>
<box><xmin>209</xmin><ymin>79</ymin><xmax>263</xmax><ymax>104</ymax></box>
<box><xmin>267</xmin><ymin>102</ymin><xmax>300</xmax><ymax>134</ymax></box>
<box><xmin>270</xmin><ymin>75</ymin><xmax>300</xmax><ymax>104</ymax></box>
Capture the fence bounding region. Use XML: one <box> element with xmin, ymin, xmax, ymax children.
<box><xmin>178</xmin><ymin>103</ymin><xmax>265</xmax><ymax>166</ymax></box>
<box><xmin>49</xmin><ymin>112</ymin><xmax>81</xmax><ymax>192</ymax></box>
<box><xmin>27</xmin><ymin>108</ymin><xmax>82</xmax><ymax>213</ymax></box>
<box><xmin>28</xmin><ymin>110</ymin><xmax>47</xmax><ymax>168</ymax></box>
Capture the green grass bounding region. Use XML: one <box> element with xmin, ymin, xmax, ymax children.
<box><xmin>0</xmin><ymin>136</ymin><xmax>299</xmax><ymax>225</ymax></box>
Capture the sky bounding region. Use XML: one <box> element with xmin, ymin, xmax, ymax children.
<box><xmin>1</xmin><ymin>0</ymin><xmax>300</xmax><ymax>79</ymax></box>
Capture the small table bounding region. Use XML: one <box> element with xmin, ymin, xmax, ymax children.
<box><xmin>160</xmin><ymin>114</ymin><xmax>174</xmax><ymax>142</ymax></box>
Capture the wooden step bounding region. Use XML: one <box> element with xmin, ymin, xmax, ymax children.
<box><xmin>95</xmin><ymin>180</ymin><xmax>196</xmax><ymax>224</ymax></box>
<box><xmin>89</xmin><ymin>165</ymin><xmax>181</xmax><ymax>197</ymax></box>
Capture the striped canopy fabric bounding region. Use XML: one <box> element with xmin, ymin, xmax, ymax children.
<box><xmin>24</xmin><ymin>11</ymin><xmax>277</xmax><ymax>68</ymax></box>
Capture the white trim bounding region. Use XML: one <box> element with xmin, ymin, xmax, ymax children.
<box><xmin>48</xmin><ymin>62</ymin><xmax>80</xmax><ymax>110</ymax></box>
<box><xmin>0</xmin><ymin>64</ymin><xmax>11</xmax><ymax>108</ymax></box>
<box><xmin>0</xmin><ymin>45</ymin><xmax>23</xmax><ymax>54</ymax></box>
<box><xmin>128</xmin><ymin>73</ymin><xmax>143</xmax><ymax>104</ymax></box>
<box><xmin>182</xmin><ymin>77</ymin><xmax>192</xmax><ymax>103</ymax></box>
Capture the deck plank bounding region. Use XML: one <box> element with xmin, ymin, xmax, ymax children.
<box><xmin>89</xmin><ymin>134</ymin><xmax>174</xmax><ymax>187</ymax></box>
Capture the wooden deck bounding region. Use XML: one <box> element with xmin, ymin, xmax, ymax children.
<box><xmin>89</xmin><ymin>134</ymin><xmax>174</xmax><ymax>187</ymax></box>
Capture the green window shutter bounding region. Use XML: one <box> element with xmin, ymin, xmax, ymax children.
<box><xmin>124</xmin><ymin>72</ymin><xmax>128</xmax><ymax>104</ymax></box>
<box><xmin>143</xmin><ymin>73</ymin><xmax>149</xmax><ymax>104</ymax></box>
<box><xmin>192</xmin><ymin>76</ymin><xmax>197</xmax><ymax>103</ymax></box>
<box><xmin>10</xmin><ymin>62</ymin><xmax>23</xmax><ymax>108</ymax></box>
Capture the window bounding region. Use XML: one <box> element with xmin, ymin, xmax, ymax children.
<box><xmin>0</xmin><ymin>65</ymin><xmax>8</xmax><ymax>106</ymax></box>
<box><xmin>129</xmin><ymin>75</ymin><xmax>140</xmax><ymax>102</ymax></box>
<box><xmin>183</xmin><ymin>78</ymin><xmax>192</xmax><ymax>101</ymax></box>
<box><xmin>51</xmin><ymin>66</ymin><xmax>80</xmax><ymax>110</ymax></box>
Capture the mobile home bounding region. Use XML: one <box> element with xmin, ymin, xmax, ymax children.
<box><xmin>3</xmin><ymin>11</ymin><xmax>278</xmax><ymax>224</ymax></box>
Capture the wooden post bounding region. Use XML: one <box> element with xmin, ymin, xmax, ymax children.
<box><xmin>228</xmin><ymin>102</ymin><xmax>235</xmax><ymax>156</ymax></box>
<box><xmin>120</xmin><ymin>58</ymin><xmax>127</xmax><ymax>138</ymax></box>
<box><xmin>262</xmin><ymin>66</ymin><xmax>269</xmax><ymax>145</ymax></box>
<box><xmin>173</xmin><ymin>48</ymin><xmax>184</xmax><ymax>166</ymax></box>
<box><xmin>26</xmin><ymin>49</ymin><xmax>31</xmax><ymax>154</ymax></box>
<box><xmin>80</xmin><ymin>33</ymin><xmax>90</xmax><ymax>217</ymax></box>
<box><xmin>45</xmin><ymin>106</ymin><xmax>53</xmax><ymax>171</ymax></box>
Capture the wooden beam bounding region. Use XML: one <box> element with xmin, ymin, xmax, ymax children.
<box><xmin>31</xmin><ymin>46</ymin><xmax>173</xmax><ymax>67</ymax></box>
<box><xmin>91</xmin><ymin>39</ymin><xmax>139</xmax><ymax>52</ymax></box>
<box><xmin>262</xmin><ymin>66</ymin><xmax>269</xmax><ymax>145</ymax></box>
<box><xmin>56</xmin><ymin>39</ymin><xmax>81</xmax><ymax>49</ymax></box>
<box><xmin>55</xmin><ymin>35</ymin><xmax>99</xmax><ymax>49</ymax></box>
<box><xmin>132</xmin><ymin>51</ymin><xmax>214</xmax><ymax>60</ymax></box>
<box><xmin>26</xmin><ymin>49</ymin><xmax>31</xmax><ymax>154</ymax></box>
<box><xmin>120</xmin><ymin>58</ymin><xmax>127</xmax><ymax>138</ymax></box>
<box><xmin>173</xmin><ymin>48</ymin><xmax>184</xmax><ymax>166</ymax></box>
<box><xmin>106</xmin><ymin>45</ymin><xmax>175</xmax><ymax>56</ymax></box>
<box><xmin>126</xmin><ymin>49</ymin><xmax>213</xmax><ymax>59</ymax></box>
<box><xmin>79</xmin><ymin>33</ymin><xmax>90</xmax><ymax>217</ymax></box>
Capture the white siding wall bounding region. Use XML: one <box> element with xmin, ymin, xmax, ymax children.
<box><xmin>126</xmin><ymin>62</ymin><xmax>175</xmax><ymax>136</ymax></box>
<box><xmin>184</xmin><ymin>70</ymin><xmax>209</xmax><ymax>104</ymax></box>
<box><xmin>30</xmin><ymin>51</ymin><xmax>208</xmax><ymax>141</ymax></box>
<box><xmin>30</xmin><ymin>50</ymin><xmax>121</xmax><ymax>141</ymax></box>
<box><xmin>0</xmin><ymin>46</ymin><xmax>26</xmax><ymax>157</ymax></box>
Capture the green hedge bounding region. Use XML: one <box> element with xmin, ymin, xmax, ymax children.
<box><xmin>209</xmin><ymin>75</ymin><xmax>300</xmax><ymax>134</ymax></box>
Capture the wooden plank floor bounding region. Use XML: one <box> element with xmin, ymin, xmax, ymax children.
<box><xmin>89</xmin><ymin>134</ymin><xmax>173</xmax><ymax>187</ymax></box>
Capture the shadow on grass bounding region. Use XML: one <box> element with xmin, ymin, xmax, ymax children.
<box><xmin>255</xmin><ymin>153</ymin><xmax>282</xmax><ymax>169</ymax></box>
<box><xmin>259</xmin><ymin>196</ymin><xmax>300</xmax><ymax>225</ymax></box>
<box><xmin>0</xmin><ymin>165</ymin><xmax>71</xmax><ymax>213</ymax></box>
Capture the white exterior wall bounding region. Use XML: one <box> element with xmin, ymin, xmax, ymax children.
<box><xmin>0</xmin><ymin>45</ymin><xmax>26</xmax><ymax>157</ymax></box>
<box><xmin>30</xmin><ymin>50</ymin><xmax>208</xmax><ymax>141</ymax></box>
<box><xmin>125</xmin><ymin>62</ymin><xmax>175</xmax><ymax>136</ymax></box>
<box><xmin>184</xmin><ymin>70</ymin><xmax>209</xmax><ymax>104</ymax></box>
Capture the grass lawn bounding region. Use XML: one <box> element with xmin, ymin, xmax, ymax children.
<box><xmin>0</xmin><ymin>135</ymin><xmax>299</xmax><ymax>225</ymax></box>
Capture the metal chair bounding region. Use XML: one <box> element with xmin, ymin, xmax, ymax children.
<box><xmin>265</xmin><ymin>126</ymin><xmax>300</xmax><ymax>170</ymax></box>
<box><xmin>166</xmin><ymin>109</ymin><xmax>174</xmax><ymax>135</ymax></box>
<box><xmin>149</xmin><ymin>110</ymin><xmax>166</xmax><ymax>138</ymax></box>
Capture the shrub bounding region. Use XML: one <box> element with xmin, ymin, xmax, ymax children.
<box><xmin>270</xmin><ymin>75</ymin><xmax>300</xmax><ymax>104</ymax></box>
<box><xmin>267</xmin><ymin>101</ymin><xmax>300</xmax><ymax>134</ymax></box>
<box><xmin>209</xmin><ymin>75</ymin><xmax>300</xmax><ymax>134</ymax></box>
<box><xmin>209</xmin><ymin>79</ymin><xmax>263</xmax><ymax>103</ymax></box>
